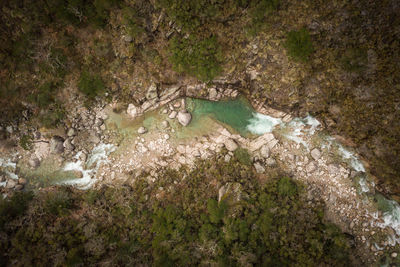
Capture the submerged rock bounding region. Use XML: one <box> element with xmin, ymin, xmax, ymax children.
<box><xmin>138</xmin><ymin>126</ymin><xmax>147</xmax><ymax>134</ymax></box>
<box><xmin>177</xmin><ymin>110</ymin><xmax>192</xmax><ymax>126</ymax></box>
<box><xmin>50</xmin><ymin>136</ymin><xmax>64</xmax><ymax>154</ymax></box>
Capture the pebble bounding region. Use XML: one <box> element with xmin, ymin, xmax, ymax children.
<box><xmin>391</xmin><ymin>252</ymin><xmax>397</xmax><ymax>258</ymax></box>
<box><xmin>161</xmin><ymin>120</ymin><xmax>169</xmax><ymax>128</ymax></box>
<box><xmin>164</xmin><ymin>134</ymin><xmax>170</xmax><ymax>140</ymax></box>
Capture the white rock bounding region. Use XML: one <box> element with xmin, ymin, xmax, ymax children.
<box><xmin>67</xmin><ymin>128</ymin><xmax>76</xmax><ymax>137</ymax></box>
<box><xmin>138</xmin><ymin>127</ymin><xmax>147</xmax><ymax>134</ymax></box>
<box><xmin>306</xmin><ymin>162</ymin><xmax>317</xmax><ymax>173</ymax></box>
<box><xmin>169</xmin><ymin>110</ymin><xmax>178</xmax><ymax>119</ymax></box>
<box><xmin>127</xmin><ymin>104</ymin><xmax>140</xmax><ymax>118</ymax></box>
<box><xmin>224</xmin><ymin>154</ymin><xmax>231</xmax><ymax>162</ymax></box>
<box><xmin>177</xmin><ymin>111</ymin><xmax>192</xmax><ymax>126</ymax></box>
<box><xmin>50</xmin><ymin>136</ymin><xmax>64</xmax><ymax>154</ymax></box>
<box><xmin>391</xmin><ymin>252</ymin><xmax>397</xmax><ymax>258</ymax></box>
<box><xmin>209</xmin><ymin>88</ymin><xmax>218</xmax><ymax>99</ymax></box>
<box><xmin>164</xmin><ymin>134</ymin><xmax>170</xmax><ymax>140</ymax></box>
<box><xmin>311</xmin><ymin>148</ymin><xmax>321</xmax><ymax>160</ymax></box>
<box><xmin>161</xmin><ymin>120</ymin><xmax>169</xmax><ymax>128</ymax></box>
<box><xmin>265</xmin><ymin>158</ymin><xmax>276</xmax><ymax>167</ymax></box>
<box><xmin>260</xmin><ymin>145</ymin><xmax>270</xmax><ymax>158</ymax></box>
<box><xmin>254</xmin><ymin>162</ymin><xmax>265</xmax><ymax>173</ymax></box>
<box><xmin>224</xmin><ymin>138</ymin><xmax>238</xmax><ymax>152</ymax></box>
<box><xmin>146</xmin><ymin>83</ymin><xmax>158</xmax><ymax>100</ymax></box>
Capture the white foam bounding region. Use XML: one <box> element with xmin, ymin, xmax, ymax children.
<box><xmin>375</xmin><ymin>198</ymin><xmax>400</xmax><ymax>244</ymax></box>
<box><xmin>0</xmin><ymin>156</ymin><xmax>19</xmax><ymax>187</ymax></box>
<box><xmin>246</xmin><ymin>112</ymin><xmax>281</xmax><ymax>135</ymax></box>
<box><xmin>337</xmin><ymin>145</ymin><xmax>365</xmax><ymax>172</ymax></box>
<box><xmin>60</xmin><ymin>143</ymin><xmax>116</xmax><ymax>189</ymax></box>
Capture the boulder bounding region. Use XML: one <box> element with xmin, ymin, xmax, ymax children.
<box><xmin>50</xmin><ymin>136</ymin><xmax>64</xmax><ymax>154</ymax></box>
<box><xmin>15</xmin><ymin>184</ymin><xmax>24</xmax><ymax>190</ymax></box>
<box><xmin>209</xmin><ymin>88</ymin><xmax>218</xmax><ymax>100</ymax></box>
<box><xmin>146</xmin><ymin>83</ymin><xmax>158</xmax><ymax>100</ymax></box>
<box><xmin>138</xmin><ymin>126</ymin><xmax>147</xmax><ymax>134</ymax></box>
<box><xmin>161</xmin><ymin>120</ymin><xmax>169</xmax><ymax>128</ymax></box>
<box><xmin>177</xmin><ymin>110</ymin><xmax>192</xmax><ymax>126</ymax></box>
<box><xmin>67</xmin><ymin>128</ymin><xmax>76</xmax><ymax>137</ymax></box>
<box><xmin>265</xmin><ymin>158</ymin><xmax>277</xmax><ymax>167</ymax></box>
<box><xmin>306</xmin><ymin>162</ymin><xmax>317</xmax><ymax>173</ymax></box>
<box><xmin>260</xmin><ymin>145</ymin><xmax>270</xmax><ymax>158</ymax></box>
<box><xmin>63</xmin><ymin>138</ymin><xmax>75</xmax><ymax>151</ymax></box>
<box><xmin>224</xmin><ymin>138</ymin><xmax>238</xmax><ymax>152</ymax></box>
<box><xmin>168</xmin><ymin>110</ymin><xmax>178</xmax><ymax>119</ymax></box>
<box><xmin>6</xmin><ymin>179</ymin><xmax>17</xmax><ymax>189</ymax></box>
<box><xmin>311</xmin><ymin>148</ymin><xmax>321</xmax><ymax>160</ymax></box>
<box><xmin>18</xmin><ymin>178</ymin><xmax>27</xmax><ymax>185</ymax></box>
<box><xmin>127</xmin><ymin>104</ymin><xmax>140</xmax><ymax>118</ymax></box>
<box><xmin>254</xmin><ymin>162</ymin><xmax>265</xmax><ymax>173</ymax></box>
<box><xmin>249</xmin><ymin>133</ymin><xmax>275</xmax><ymax>151</ymax></box>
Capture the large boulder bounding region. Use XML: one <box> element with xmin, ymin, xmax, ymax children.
<box><xmin>177</xmin><ymin>110</ymin><xmax>192</xmax><ymax>126</ymax></box>
<box><xmin>224</xmin><ymin>138</ymin><xmax>238</xmax><ymax>152</ymax></box>
<box><xmin>50</xmin><ymin>136</ymin><xmax>64</xmax><ymax>154</ymax></box>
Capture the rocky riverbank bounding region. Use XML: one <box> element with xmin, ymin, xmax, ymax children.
<box><xmin>0</xmin><ymin>82</ymin><xmax>400</xmax><ymax>263</ymax></box>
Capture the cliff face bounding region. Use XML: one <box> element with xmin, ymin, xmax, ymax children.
<box><xmin>0</xmin><ymin>0</ymin><xmax>399</xmax><ymax>192</ymax></box>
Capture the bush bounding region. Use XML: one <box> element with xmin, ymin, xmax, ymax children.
<box><xmin>78</xmin><ymin>71</ymin><xmax>105</xmax><ymax>99</ymax></box>
<box><xmin>44</xmin><ymin>190</ymin><xmax>74</xmax><ymax>216</ymax></box>
<box><xmin>340</xmin><ymin>47</ymin><xmax>367</xmax><ymax>72</ymax></box>
<box><xmin>19</xmin><ymin>134</ymin><xmax>33</xmax><ymax>151</ymax></box>
<box><xmin>0</xmin><ymin>192</ymin><xmax>33</xmax><ymax>230</ymax></box>
<box><xmin>233</xmin><ymin>148</ymin><xmax>252</xmax><ymax>166</ymax></box>
<box><xmin>247</xmin><ymin>0</ymin><xmax>280</xmax><ymax>35</ymax></box>
<box><xmin>38</xmin><ymin>104</ymin><xmax>65</xmax><ymax>128</ymax></box>
<box><xmin>157</xmin><ymin>0</ymin><xmax>221</xmax><ymax>32</ymax></box>
<box><xmin>169</xmin><ymin>35</ymin><xmax>222</xmax><ymax>81</ymax></box>
<box><xmin>285</xmin><ymin>28</ymin><xmax>314</xmax><ymax>62</ymax></box>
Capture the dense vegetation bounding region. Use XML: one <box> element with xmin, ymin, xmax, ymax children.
<box><xmin>0</xmin><ymin>156</ymin><xmax>356</xmax><ymax>266</ymax></box>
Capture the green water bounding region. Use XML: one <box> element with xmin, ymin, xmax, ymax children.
<box><xmin>187</xmin><ymin>97</ymin><xmax>256</xmax><ymax>136</ymax></box>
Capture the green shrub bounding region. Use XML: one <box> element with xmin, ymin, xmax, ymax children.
<box><xmin>0</xmin><ymin>192</ymin><xmax>33</xmax><ymax>230</ymax></box>
<box><xmin>285</xmin><ymin>28</ymin><xmax>314</xmax><ymax>62</ymax></box>
<box><xmin>38</xmin><ymin>104</ymin><xmax>65</xmax><ymax>128</ymax></box>
<box><xmin>157</xmin><ymin>0</ymin><xmax>221</xmax><ymax>32</ymax></box>
<box><xmin>233</xmin><ymin>148</ymin><xmax>252</xmax><ymax>165</ymax></box>
<box><xmin>247</xmin><ymin>0</ymin><xmax>280</xmax><ymax>35</ymax></box>
<box><xmin>19</xmin><ymin>134</ymin><xmax>33</xmax><ymax>151</ymax></box>
<box><xmin>277</xmin><ymin>176</ymin><xmax>298</xmax><ymax>197</ymax></box>
<box><xmin>31</xmin><ymin>82</ymin><xmax>57</xmax><ymax>109</ymax></box>
<box><xmin>44</xmin><ymin>190</ymin><xmax>74</xmax><ymax>216</ymax></box>
<box><xmin>78</xmin><ymin>71</ymin><xmax>105</xmax><ymax>99</ymax></box>
<box><xmin>169</xmin><ymin>35</ymin><xmax>222</xmax><ymax>81</ymax></box>
<box><xmin>340</xmin><ymin>47</ymin><xmax>367</xmax><ymax>72</ymax></box>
